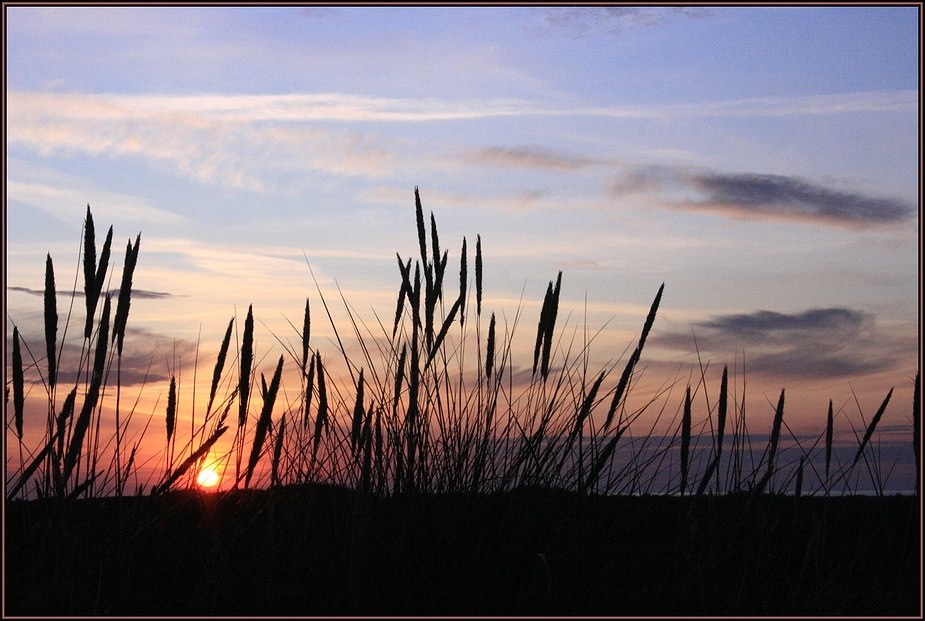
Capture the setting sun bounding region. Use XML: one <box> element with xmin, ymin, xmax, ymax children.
<box><xmin>196</xmin><ymin>467</ymin><xmax>220</xmax><ymax>488</ymax></box>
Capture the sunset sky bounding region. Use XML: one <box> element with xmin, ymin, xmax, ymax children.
<box><xmin>5</xmin><ymin>6</ymin><xmax>920</xmax><ymax>491</ymax></box>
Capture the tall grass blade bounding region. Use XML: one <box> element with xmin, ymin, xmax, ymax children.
<box><xmin>405</xmin><ymin>312</ymin><xmax>421</xmax><ymax>491</ymax></box>
<box><xmin>604</xmin><ymin>284</ymin><xmax>664</xmax><ymax>430</ymax></box>
<box><xmin>120</xmin><ymin>445</ymin><xmax>137</xmax><ymax>497</ymax></box>
<box><xmin>374</xmin><ymin>406</ymin><xmax>383</xmax><ymax>491</ymax></box>
<box><xmin>393</xmin><ymin>345</ymin><xmax>407</xmax><ymax>417</ymax></box>
<box><xmin>82</xmin><ymin>206</ymin><xmax>100</xmax><ymax>340</ymax></box>
<box><xmin>415</xmin><ymin>187</ymin><xmax>428</xmax><ymax>272</ymax></box>
<box><xmin>680</xmin><ymin>386</ymin><xmax>691</xmax><ymax>496</ymax></box>
<box><xmin>312</xmin><ymin>352</ymin><xmax>328</xmax><ymax>460</ymax></box>
<box><xmin>410</xmin><ymin>263</ymin><xmax>422</xmax><ymax>330</ymax></box>
<box><xmin>459</xmin><ymin>237</ymin><xmax>467</xmax><ymax>325</ymax></box>
<box><xmin>486</xmin><ymin>313</ymin><xmax>496</xmax><ymax>381</ymax></box>
<box><xmin>112</xmin><ymin>233</ymin><xmax>140</xmax><ymax>356</ymax></box>
<box><xmin>239</xmin><ymin>305</ymin><xmax>254</xmax><ymax>427</ymax></box>
<box><xmin>431</xmin><ymin>212</ymin><xmax>443</xmax><ymax>300</ymax></box>
<box><xmin>272</xmin><ymin>414</ymin><xmax>286</xmax><ymax>487</ymax></box>
<box><xmin>246</xmin><ymin>354</ymin><xmax>284</xmax><ymax>488</ymax></box>
<box><xmin>352</xmin><ymin>369</ymin><xmax>366</xmax><ymax>454</ymax></box>
<box><xmin>414</xmin><ymin>190</ymin><xmax>434</xmax><ymax>347</ymax></box>
<box><xmin>913</xmin><ymin>372</ymin><xmax>920</xmax><ymax>497</ymax></box>
<box><xmin>851</xmin><ymin>387</ymin><xmax>893</xmax><ymax>468</ymax></box>
<box><xmin>534</xmin><ymin>281</ymin><xmax>553</xmax><ymax>376</ymax></box>
<box><xmin>82</xmin><ymin>206</ymin><xmax>96</xmax><ymax>334</ymax></box>
<box><xmin>166</xmin><ymin>376</ymin><xmax>177</xmax><ymax>443</ymax></box>
<box><xmin>12</xmin><ymin>326</ymin><xmax>24</xmax><ymax>440</ymax></box>
<box><xmin>303</xmin><ymin>354</ymin><xmax>316</xmax><ymax>429</ymax></box>
<box><xmin>56</xmin><ymin>388</ymin><xmax>77</xmax><ymax>463</ymax></box>
<box><xmin>541</xmin><ymin>271</ymin><xmax>562</xmax><ymax>380</ymax></box>
<box><xmin>716</xmin><ymin>364</ymin><xmax>728</xmax><ymax>474</ymax></box>
<box><xmin>638</xmin><ymin>282</ymin><xmax>664</xmax><ymax>349</ymax></box>
<box><xmin>825</xmin><ymin>398</ymin><xmax>834</xmax><ymax>487</ymax></box>
<box><xmin>605</xmin><ymin>351</ymin><xmax>637</xmax><ymax>431</ymax></box>
<box><xmin>475</xmin><ymin>235</ymin><xmax>483</xmax><ymax>317</ymax></box>
<box><xmin>696</xmin><ymin>365</ymin><xmax>728</xmax><ymax>497</ymax></box>
<box><xmin>755</xmin><ymin>389</ymin><xmax>785</xmax><ymax>495</ymax></box>
<box><xmin>301</xmin><ymin>298</ymin><xmax>311</xmax><ymax>374</ymax></box>
<box><xmin>208</xmin><ymin>317</ymin><xmax>234</xmax><ymax>416</ymax></box>
<box><xmin>393</xmin><ymin>254</ymin><xmax>412</xmax><ymax>337</ymax></box>
<box><xmin>44</xmin><ymin>254</ymin><xmax>57</xmax><ymax>389</ymax></box>
<box><xmin>82</xmin><ymin>207</ymin><xmax>113</xmax><ymax>340</ymax></box>
<box><xmin>572</xmin><ymin>371</ymin><xmax>605</xmax><ymax>443</ymax></box>
<box><xmin>93</xmin><ymin>226</ymin><xmax>113</xmax><ymax>336</ymax></box>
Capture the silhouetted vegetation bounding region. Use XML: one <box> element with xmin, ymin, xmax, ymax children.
<box><xmin>5</xmin><ymin>193</ymin><xmax>920</xmax><ymax>616</ymax></box>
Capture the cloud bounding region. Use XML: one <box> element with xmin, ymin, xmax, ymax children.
<box><xmin>611</xmin><ymin>167</ymin><xmax>916</xmax><ymax>228</ymax></box>
<box><xmin>7</xmin><ymin>92</ymin><xmax>402</xmax><ymax>189</ymax></box>
<box><xmin>469</xmin><ymin>146</ymin><xmax>605</xmax><ymax>171</ymax></box>
<box><xmin>651</xmin><ymin>307</ymin><xmax>914</xmax><ymax>380</ymax></box>
<box><xmin>6</xmin><ymin>180</ymin><xmax>191</xmax><ymax>228</ymax></box>
<box><xmin>8</xmin><ymin>286</ymin><xmax>175</xmax><ymax>300</ymax></box>
<box><xmin>538</xmin><ymin>7</ymin><xmax>710</xmax><ymax>38</ymax></box>
<box><xmin>7</xmin><ymin>91</ymin><xmax>548</xmax><ymax>124</ymax></box>
<box><xmin>9</xmin><ymin>89</ymin><xmax>913</xmax><ymax>129</ymax></box>
<box><xmin>6</xmin><ymin>322</ymin><xmax>198</xmax><ymax>387</ymax></box>
<box><xmin>589</xmin><ymin>91</ymin><xmax>918</xmax><ymax>119</ymax></box>
<box><xmin>687</xmin><ymin>173</ymin><xmax>914</xmax><ymax>226</ymax></box>
<box><xmin>9</xmin><ymin>89</ymin><xmax>916</xmax><ymax>196</ymax></box>
<box><xmin>700</xmin><ymin>308</ymin><xmax>867</xmax><ymax>337</ymax></box>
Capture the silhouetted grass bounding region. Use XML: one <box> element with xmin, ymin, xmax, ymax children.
<box><xmin>4</xmin><ymin>191</ymin><xmax>920</xmax><ymax>616</ymax></box>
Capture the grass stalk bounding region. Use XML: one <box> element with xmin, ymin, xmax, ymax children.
<box><xmin>245</xmin><ymin>354</ymin><xmax>284</xmax><ymax>488</ymax></box>
<box><xmin>754</xmin><ymin>388</ymin><xmax>785</xmax><ymax>495</ymax></box>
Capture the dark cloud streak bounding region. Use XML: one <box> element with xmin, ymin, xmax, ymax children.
<box><xmin>651</xmin><ymin>307</ymin><xmax>912</xmax><ymax>381</ymax></box>
<box><xmin>689</xmin><ymin>172</ymin><xmax>915</xmax><ymax>226</ymax></box>
<box><xmin>9</xmin><ymin>286</ymin><xmax>176</xmax><ymax>299</ymax></box>
<box><xmin>611</xmin><ymin>167</ymin><xmax>915</xmax><ymax>228</ymax></box>
<box><xmin>700</xmin><ymin>308</ymin><xmax>869</xmax><ymax>340</ymax></box>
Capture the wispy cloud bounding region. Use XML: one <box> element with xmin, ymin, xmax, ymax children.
<box><xmin>588</xmin><ymin>91</ymin><xmax>917</xmax><ymax>119</ymax></box>
<box><xmin>6</xmin><ymin>180</ymin><xmax>191</xmax><ymax>227</ymax></box>
<box><xmin>10</xmin><ymin>89</ymin><xmax>914</xmax><ymax>126</ymax></box>
<box><xmin>611</xmin><ymin>167</ymin><xmax>916</xmax><ymax>228</ymax></box>
<box><xmin>537</xmin><ymin>7</ymin><xmax>710</xmax><ymax>38</ymax></box>
<box><xmin>7</xmin><ymin>92</ymin><xmax>401</xmax><ymax>189</ymax></box>
<box><xmin>7</xmin><ymin>91</ymin><xmax>549</xmax><ymax>124</ymax></box>
<box><xmin>9</xmin><ymin>89</ymin><xmax>916</xmax><ymax>198</ymax></box>
<box><xmin>468</xmin><ymin>146</ymin><xmax>605</xmax><ymax>171</ymax></box>
<box><xmin>652</xmin><ymin>307</ymin><xmax>914</xmax><ymax>380</ymax></box>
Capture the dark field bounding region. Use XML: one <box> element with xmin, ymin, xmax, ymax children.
<box><xmin>4</xmin><ymin>485</ymin><xmax>920</xmax><ymax>617</ymax></box>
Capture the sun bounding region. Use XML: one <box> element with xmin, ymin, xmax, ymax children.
<box><xmin>196</xmin><ymin>467</ymin><xmax>220</xmax><ymax>488</ymax></box>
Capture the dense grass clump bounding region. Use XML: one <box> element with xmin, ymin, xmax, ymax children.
<box><xmin>4</xmin><ymin>190</ymin><xmax>920</xmax><ymax>616</ymax></box>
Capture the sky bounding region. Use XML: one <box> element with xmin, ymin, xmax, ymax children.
<box><xmin>5</xmin><ymin>5</ymin><xmax>921</xmax><ymax>492</ymax></box>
